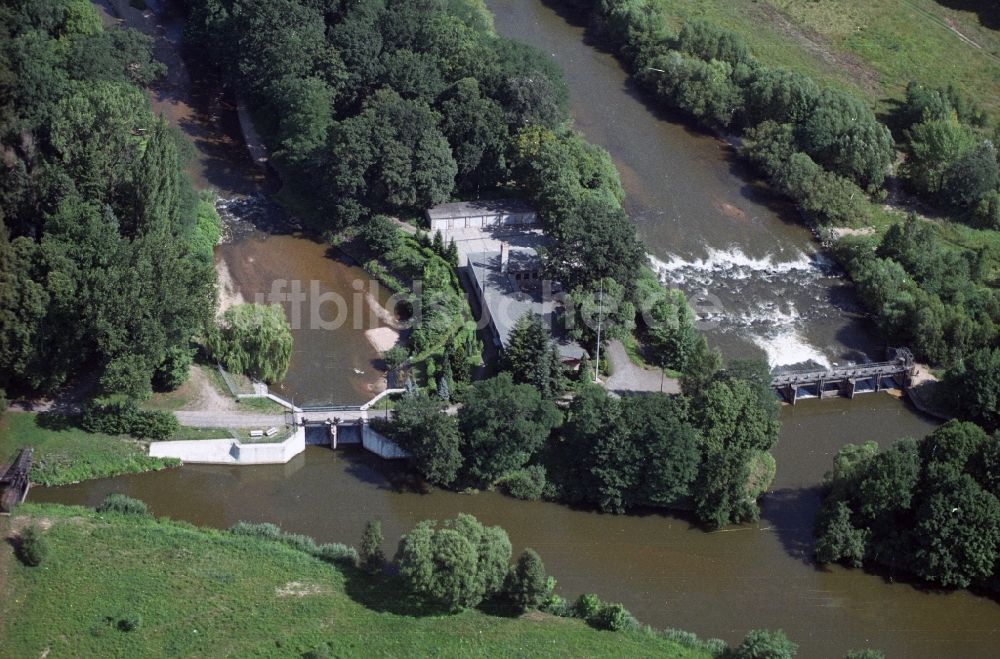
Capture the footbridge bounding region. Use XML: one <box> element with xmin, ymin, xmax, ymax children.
<box><xmin>0</xmin><ymin>448</ymin><xmax>32</xmax><ymax>512</ymax></box>
<box><xmin>771</xmin><ymin>348</ymin><xmax>915</xmax><ymax>404</ymax></box>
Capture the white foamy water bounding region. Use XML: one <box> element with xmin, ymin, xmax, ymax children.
<box><xmin>648</xmin><ymin>248</ymin><xmax>839</xmax><ymax>368</ymax></box>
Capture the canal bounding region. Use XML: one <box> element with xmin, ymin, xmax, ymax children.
<box><xmin>51</xmin><ymin>2</ymin><xmax>999</xmax><ymax>657</ymax></box>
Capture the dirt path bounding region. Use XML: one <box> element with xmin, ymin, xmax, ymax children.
<box><xmin>174</xmin><ymin>411</ymin><xmax>286</xmax><ymax>428</ymax></box>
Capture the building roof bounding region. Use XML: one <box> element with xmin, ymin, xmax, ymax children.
<box><xmin>427</xmin><ymin>198</ymin><xmax>535</xmax><ymax>221</ymax></box>
<box><xmin>467</xmin><ymin>249</ymin><xmax>587</xmax><ymax>362</ymax></box>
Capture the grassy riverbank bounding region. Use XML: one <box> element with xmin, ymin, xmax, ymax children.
<box><xmin>652</xmin><ymin>0</ymin><xmax>1000</xmax><ymax>121</ymax></box>
<box><xmin>0</xmin><ymin>413</ymin><xmax>176</xmax><ymax>486</ymax></box>
<box><xmin>1</xmin><ymin>503</ymin><xmax>711</xmax><ymax>658</ymax></box>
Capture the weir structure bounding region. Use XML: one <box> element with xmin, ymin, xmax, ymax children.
<box><xmin>771</xmin><ymin>348</ymin><xmax>915</xmax><ymax>405</ymax></box>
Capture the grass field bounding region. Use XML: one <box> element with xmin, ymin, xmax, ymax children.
<box><xmin>0</xmin><ymin>412</ymin><xmax>177</xmax><ymax>486</ymax></box>
<box><xmin>654</xmin><ymin>0</ymin><xmax>1000</xmax><ymax>121</ymax></box>
<box><xmin>1</xmin><ymin>504</ymin><xmax>713</xmax><ymax>658</ymax></box>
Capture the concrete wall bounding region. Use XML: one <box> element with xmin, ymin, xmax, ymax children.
<box><xmin>149</xmin><ymin>427</ymin><xmax>305</xmax><ymax>465</ymax></box>
<box><xmin>430</xmin><ymin>211</ymin><xmax>536</xmax><ymax>233</ymax></box>
<box><xmin>362</xmin><ymin>425</ymin><xmax>411</xmax><ymax>460</ymax></box>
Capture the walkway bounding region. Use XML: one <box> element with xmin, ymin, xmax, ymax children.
<box><xmin>174</xmin><ymin>411</ymin><xmax>287</xmax><ymax>428</ymax></box>
<box><xmin>603</xmin><ymin>340</ymin><xmax>679</xmax><ymax>396</ymax></box>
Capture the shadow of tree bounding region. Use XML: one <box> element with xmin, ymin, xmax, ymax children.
<box><xmin>759</xmin><ymin>486</ymin><xmax>825</xmax><ymax>566</ymax></box>
<box><xmin>341</xmin><ymin>568</ymin><xmax>452</xmax><ymax>617</ymax></box>
<box><xmin>35</xmin><ymin>412</ymin><xmax>79</xmax><ymax>432</ymax></box>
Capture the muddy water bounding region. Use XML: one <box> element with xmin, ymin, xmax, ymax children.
<box><xmin>34</xmin><ymin>395</ymin><xmax>1000</xmax><ymax>658</ymax></box>
<box><xmin>101</xmin><ymin>0</ymin><xmax>388</xmax><ymax>404</ymax></box>
<box><xmin>487</xmin><ymin>0</ymin><xmax>879</xmax><ymax>370</ymax></box>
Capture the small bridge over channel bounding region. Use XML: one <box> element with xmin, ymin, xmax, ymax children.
<box><xmin>0</xmin><ymin>448</ymin><xmax>32</xmax><ymax>513</ymax></box>
<box><xmin>771</xmin><ymin>348</ymin><xmax>915</xmax><ymax>404</ymax></box>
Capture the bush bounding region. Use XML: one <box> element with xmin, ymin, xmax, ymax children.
<box><xmin>117</xmin><ymin>613</ymin><xmax>142</xmax><ymax>632</ymax></box>
<box><xmin>17</xmin><ymin>525</ymin><xmax>49</xmax><ymax>567</ymax></box>
<box><xmin>97</xmin><ymin>493</ymin><xmax>151</xmax><ymax>517</ymax></box>
<box><xmin>228</xmin><ymin>522</ymin><xmax>358</xmax><ymax>565</ymax></box>
<box><xmin>360</xmin><ymin>520</ymin><xmax>385</xmax><ymax>573</ymax></box>
<box><xmin>539</xmin><ymin>593</ymin><xmax>573</xmax><ymax>617</ymax></box>
<box><xmin>229</xmin><ymin>521</ymin><xmax>283</xmax><ymax>541</ymax></box>
<box><xmin>735</xmin><ymin>629</ymin><xmax>798</xmax><ymax>658</ymax></box>
<box><xmin>361</xmin><ymin>215</ymin><xmax>401</xmax><ymax>255</ymax></box>
<box><xmin>316</xmin><ymin>543</ymin><xmax>359</xmax><ymax>567</ymax></box>
<box><xmin>590</xmin><ymin>602</ymin><xmax>636</xmax><ymax>632</ymax></box>
<box><xmin>574</xmin><ymin>593</ymin><xmax>601</xmax><ymax>619</ymax></box>
<box><xmin>131</xmin><ymin>409</ymin><xmax>180</xmax><ymax>440</ymax></box>
<box><xmin>496</xmin><ymin>465</ymin><xmax>547</xmax><ymax>500</ymax></box>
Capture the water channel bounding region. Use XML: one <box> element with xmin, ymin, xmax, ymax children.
<box><xmin>46</xmin><ymin>2</ymin><xmax>1000</xmax><ymax>657</ymax></box>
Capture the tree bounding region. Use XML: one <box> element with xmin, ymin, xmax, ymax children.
<box><xmin>504</xmin><ymin>314</ymin><xmax>555</xmax><ymax>395</ymax></box>
<box><xmin>901</xmin><ymin>117</ymin><xmax>977</xmax><ymax>198</ymax></box>
<box><xmin>361</xmin><ymin>215</ymin><xmax>401</xmax><ymax>255</ymax></box>
<box><xmin>383</xmin><ymin>345</ymin><xmax>408</xmax><ymax>375</ymax></box>
<box><xmin>735</xmin><ymin>629</ymin><xmax>798</xmax><ymax>659</ymax></box>
<box><xmin>910</xmin><ymin>466</ymin><xmax>1000</xmax><ymax>588</ymax></box>
<box><xmin>944</xmin><ymin>347</ymin><xmax>1000</xmax><ymax>432</ymax></box>
<box><xmin>942</xmin><ymin>141</ymin><xmax>1000</xmax><ymax>210</ymax></box>
<box><xmin>207</xmin><ymin>304</ymin><xmax>293</xmax><ymax>384</ymax></box>
<box><xmin>458</xmin><ymin>373</ymin><xmax>561</xmax><ymax>486</ymax></box>
<box><xmin>436</xmin><ymin>375</ymin><xmax>450</xmax><ymax>401</ymax></box>
<box><xmin>437</xmin><ymin>77</ymin><xmax>509</xmax><ymax>192</ymax></box>
<box><xmin>395</xmin><ymin>514</ymin><xmax>512</xmax><ymax>610</ymax></box>
<box><xmin>544</xmin><ymin>195</ymin><xmax>644</xmax><ymax>293</ymax></box>
<box><xmin>505</xmin><ymin>548</ymin><xmax>548</xmax><ymax>611</ymax></box>
<box><xmin>360</xmin><ymin>519</ymin><xmax>385</xmax><ymax>574</ymax></box>
<box><xmin>690</xmin><ymin>375</ymin><xmax>780</xmax><ymax>527</ymax></box>
<box><xmin>387</xmin><ymin>392</ymin><xmax>462</xmax><ymax>485</ymax></box>
<box><xmin>815</xmin><ymin>501</ymin><xmax>867</xmax><ymax>567</ymax></box>
<box><xmin>798</xmin><ymin>89</ymin><xmax>894</xmax><ymax>189</ymax></box>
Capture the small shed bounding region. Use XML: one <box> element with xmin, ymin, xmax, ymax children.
<box><xmin>426</xmin><ymin>199</ymin><xmax>536</xmax><ymax>233</ymax></box>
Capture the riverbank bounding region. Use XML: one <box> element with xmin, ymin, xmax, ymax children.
<box><xmin>1</xmin><ymin>502</ymin><xmax>712</xmax><ymax>657</ymax></box>
<box><xmin>0</xmin><ymin>412</ymin><xmax>177</xmax><ymax>487</ymax></box>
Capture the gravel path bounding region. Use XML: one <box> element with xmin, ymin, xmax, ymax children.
<box><xmin>602</xmin><ymin>340</ymin><xmax>680</xmax><ymax>396</ymax></box>
<box><xmin>174</xmin><ymin>411</ymin><xmax>288</xmax><ymax>428</ymax></box>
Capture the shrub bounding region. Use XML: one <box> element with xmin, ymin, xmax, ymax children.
<box><xmin>504</xmin><ymin>548</ymin><xmax>549</xmax><ymax>611</ymax></box>
<box><xmin>539</xmin><ymin>593</ymin><xmax>573</xmax><ymax>617</ymax></box>
<box><xmin>574</xmin><ymin>593</ymin><xmax>601</xmax><ymax>619</ymax></box>
<box><xmin>316</xmin><ymin>543</ymin><xmax>359</xmax><ymax>567</ymax></box>
<box><xmin>97</xmin><ymin>494</ymin><xmax>151</xmax><ymax>517</ymax></box>
<box><xmin>81</xmin><ymin>396</ymin><xmax>141</xmax><ymax>435</ymax></box>
<box><xmin>17</xmin><ymin>525</ymin><xmax>49</xmax><ymax>567</ymax></box>
<box><xmin>496</xmin><ymin>465</ymin><xmax>547</xmax><ymax>500</ymax></box>
<box><xmin>735</xmin><ymin>629</ymin><xmax>798</xmax><ymax>658</ymax></box>
<box><xmin>131</xmin><ymin>409</ymin><xmax>180</xmax><ymax>440</ymax></box>
<box><xmin>229</xmin><ymin>521</ymin><xmax>283</xmax><ymax>541</ymax></box>
<box><xmin>117</xmin><ymin>613</ymin><xmax>142</xmax><ymax>632</ymax></box>
<box><xmin>360</xmin><ymin>520</ymin><xmax>385</xmax><ymax>573</ymax></box>
<box><xmin>361</xmin><ymin>215</ymin><xmax>401</xmax><ymax>255</ymax></box>
<box><xmin>590</xmin><ymin>602</ymin><xmax>636</xmax><ymax>632</ymax></box>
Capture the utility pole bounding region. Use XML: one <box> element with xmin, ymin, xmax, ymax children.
<box><xmin>593</xmin><ymin>279</ymin><xmax>603</xmax><ymax>383</ymax></box>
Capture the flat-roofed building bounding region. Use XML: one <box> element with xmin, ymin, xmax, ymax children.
<box><xmin>466</xmin><ymin>244</ymin><xmax>586</xmax><ymax>365</ymax></box>
<box><xmin>427</xmin><ymin>199</ymin><xmax>536</xmax><ymax>234</ymax></box>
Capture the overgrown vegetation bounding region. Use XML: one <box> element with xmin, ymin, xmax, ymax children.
<box><xmin>815</xmin><ymin>420</ymin><xmax>1000</xmax><ymax>592</ymax></box>
<box><xmin>0</xmin><ymin>0</ymin><xmax>219</xmax><ymax>400</ymax></box>
<box><xmin>0</xmin><ymin>412</ymin><xmax>177</xmax><ymax>486</ymax></box>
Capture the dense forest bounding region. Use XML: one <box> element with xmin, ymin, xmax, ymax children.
<box><xmin>0</xmin><ymin>1</ymin><xmax>219</xmax><ymax>409</ymax></box>
<box><xmin>380</xmin><ymin>355</ymin><xmax>780</xmax><ymax>528</ymax></box>
<box><xmin>816</xmin><ymin>420</ymin><xmax>1000</xmax><ymax>593</ymax></box>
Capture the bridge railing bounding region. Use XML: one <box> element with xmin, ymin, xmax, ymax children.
<box><xmin>770</xmin><ymin>360</ymin><xmax>912</xmax><ymax>386</ymax></box>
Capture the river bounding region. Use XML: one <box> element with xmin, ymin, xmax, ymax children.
<box><xmin>100</xmin><ymin>0</ymin><xmax>393</xmax><ymax>405</ymax></box>
<box><xmin>48</xmin><ymin>1</ymin><xmax>1000</xmax><ymax>657</ymax></box>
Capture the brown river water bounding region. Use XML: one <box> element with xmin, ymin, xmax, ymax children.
<box><xmin>46</xmin><ymin>1</ymin><xmax>1000</xmax><ymax>657</ymax></box>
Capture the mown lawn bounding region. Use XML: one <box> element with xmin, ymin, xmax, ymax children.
<box><xmin>1</xmin><ymin>504</ymin><xmax>711</xmax><ymax>658</ymax></box>
<box><xmin>0</xmin><ymin>412</ymin><xmax>176</xmax><ymax>486</ymax></box>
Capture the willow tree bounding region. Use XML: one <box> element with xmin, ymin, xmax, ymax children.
<box><xmin>208</xmin><ymin>304</ymin><xmax>293</xmax><ymax>384</ymax></box>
